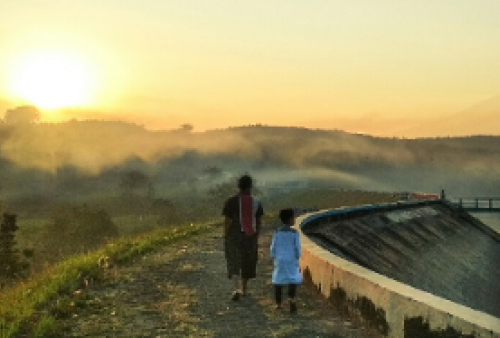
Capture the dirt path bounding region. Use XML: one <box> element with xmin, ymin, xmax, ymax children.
<box><xmin>63</xmin><ymin>225</ymin><xmax>374</xmax><ymax>337</ymax></box>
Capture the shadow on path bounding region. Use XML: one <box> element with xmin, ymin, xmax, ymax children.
<box><xmin>64</xmin><ymin>226</ymin><xmax>373</xmax><ymax>337</ymax></box>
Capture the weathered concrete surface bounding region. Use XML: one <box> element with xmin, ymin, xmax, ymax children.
<box><xmin>298</xmin><ymin>201</ymin><xmax>500</xmax><ymax>338</ymax></box>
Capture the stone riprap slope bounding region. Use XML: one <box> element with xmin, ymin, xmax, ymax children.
<box><xmin>305</xmin><ymin>202</ymin><xmax>500</xmax><ymax>318</ymax></box>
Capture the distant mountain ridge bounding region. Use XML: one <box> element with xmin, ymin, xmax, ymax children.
<box><xmin>404</xmin><ymin>94</ymin><xmax>500</xmax><ymax>137</ymax></box>
<box><xmin>1</xmin><ymin>122</ymin><xmax>500</xmax><ymax>198</ymax></box>
<box><xmin>3</xmin><ymin>93</ymin><xmax>499</xmax><ymax>137</ymax></box>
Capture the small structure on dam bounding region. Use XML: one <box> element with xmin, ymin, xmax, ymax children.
<box><xmin>299</xmin><ymin>200</ymin><xmax>500</xmax><ymax>337</ymax></box>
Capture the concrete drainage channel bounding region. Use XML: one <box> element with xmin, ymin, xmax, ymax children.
<box><xmin>297</xmin><ymin>200</ymin><xmax>500</xmax><ymax>338</ymax></box>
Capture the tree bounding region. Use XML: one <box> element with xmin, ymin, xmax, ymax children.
<box><xmin>179</xmin><ymin>123</ymin><xmax>194</xmax><ymax>132</ymax></box>
<box><xmin>0</xmin><ymin>214</ymin><xmax>29</xmax><ymax>283</ymax></box>
<box><xmin>208</xmin><ymin>179</ymin><xmax>262</xmax><ymax>200</ymax></box>
<box><xmin>120</xmin><ymin>170</ymin><xmax>150</xmax><ymax>198</ymax></box>
<box><xmin>3</xmin><ymin>106</ymin><xmax>41</xmax><ymax>124</ymax></box>
<box><xmin>42</xmin><ymin>206</ymin><xmax>119</xmax><ymax>260</ymax></box>
<box><xmin>203</xmin><ymin>166</ymin><xmax>223</xmax><ymax>179</ymax></box>
<box><xmin>150</xmin><ymin>198</ymin><xmax>179</xmax><ymax>225</ymax></box>
<box><xmin>207</xmin><ymin>180</ymin><xmax>236</xmax><ymax>200</ymax></box>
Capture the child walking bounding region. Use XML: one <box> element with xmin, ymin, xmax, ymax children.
<box><xmin>270</xmin><ymin>208</ymin><xmax>301</xmax><ymax>312</ymax></box>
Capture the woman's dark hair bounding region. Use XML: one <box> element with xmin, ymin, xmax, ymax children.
<box><xmin>238</xmin><ymin>174</ymin><xmax>253</xmax><ymax>191</ymax></box>
<box><xmin>279</xmin><ymin>208</ymin><xmax>295</xmax><ymax>224</ymax></box>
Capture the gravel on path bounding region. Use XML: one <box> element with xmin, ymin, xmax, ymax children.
<box><xmin>63</xmin><ymin>224</ymin><xmax>375</xmax><ymax>338</ymax></box>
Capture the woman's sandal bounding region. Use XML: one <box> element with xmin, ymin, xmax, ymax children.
<box><xmin>231</xmin><ymin>291</ymin><xmax>242</xmax><ymax>301</ymax></box>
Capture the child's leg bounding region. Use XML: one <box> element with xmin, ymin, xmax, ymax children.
<box><xmin>288</xmin><ymin>284</ymin><xmax>298</xmax><ymax>313</ymax></box>
<box><xmin>242</xmin><ymin>278</ymin><xmax>248</xmax><ymax>295</ymax></box>
<box><xmin>287</xmin><ymin>284</ymin><xmax>297</xmax><ymax>300</ymax></box>
<box><xmin>274</xmin><ymin>285</ymin><xmax>283</xmax><ymax>306</ymax></box>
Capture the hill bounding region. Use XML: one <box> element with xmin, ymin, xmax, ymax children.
<box><xmin>405</xmin><ymin>94</ymin><xmax>500</xmax><ymax>137</ymax></box>
<box><xmin>1</xmin><ymin>123</ymin><xmax>499</xmax><ymax>210</ymax></box>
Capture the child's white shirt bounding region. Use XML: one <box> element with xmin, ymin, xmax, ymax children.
<box><xmin>270</xmin><ymin>225</ymin><xmax>302</xmax><ymax>285</ymax></box>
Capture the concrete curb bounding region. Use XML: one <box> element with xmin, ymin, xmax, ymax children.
<box><xmin>297</xmin><ymin>202</ymin><xmax>500</xmax><ymax>338</ymax></box>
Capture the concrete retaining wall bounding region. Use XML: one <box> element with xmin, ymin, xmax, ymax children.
<box><xmin>298</xmin><ymin>203</ymin><xmax>500</xmax><ymax>338</ymax></box>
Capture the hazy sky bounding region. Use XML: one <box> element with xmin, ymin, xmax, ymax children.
<box><xmin>1</xmin><ymin>1</ymin><xmax>499</xmax><ymax>134</ymax></box>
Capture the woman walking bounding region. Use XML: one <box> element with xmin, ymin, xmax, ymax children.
<box><xmin>222</xmin><ymin>174</ymin><xmax>264</xmax><ymax>300</ymax></box>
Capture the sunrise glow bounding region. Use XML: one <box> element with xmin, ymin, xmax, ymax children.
<box><xmin>6</xmin><ymin>50</ymin><xmax>96</xmax><ymax>111</ymax></box>
<box><xmin>0</xmin><ymin>1</ymin><xmax>499</xmax><ymax>135</ymax></box>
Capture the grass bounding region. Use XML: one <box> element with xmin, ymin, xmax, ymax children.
<box><xmin>15</xmin><ymin>218</ymin><xmax>47</xmax><ymax>249</ymax></box>
<box><xmin>0</xmin><ymin>188</ymin><xmax>401</xmax><ymax>338</ymax></box>
<box><xmin>17</xmin><ymin>215</ymin><xmax>162</xmax><ymax>246</ymax></box>
<box><xmin>266</xmin><ymin>189</ymin><xmax>400</xmax><ymax>213</ymax></box>
<box><xmin>33</xmin><ymin>315</ymin><xmax>59</xmax><ymax>338</ymax></box>
<box><xmin>15</xmin><ymin>215</ymin><xmax>187</xmax><ymax>272</ymax></box>
<box><xmin>0</xmin><ymin>221</ymin><xmax>216</xmax><ymax>338</ymax></box>
<box><xmin>112</xmin><ymin>214</ymin><xmax>160</xmax><ymax>235</ymax></box>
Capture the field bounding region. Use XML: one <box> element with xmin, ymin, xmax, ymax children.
<box><xmin>11</xmin><ymin>188</ymin><xmax>400</xmax><ymax>270</ymax></box>
<box><xmin>266</xmin><ymin>189</ymin><xmax>400</xmax><ymax>212</ymax></box>
<box><xmin>0</xmin><ymin>221</ymin><xmax>216</xmax><ymax>338</ymax></box>
<box><xmin>0</xmin><ymin>188</ymin><xmax>401</xmax><ymax>337</ymax></box>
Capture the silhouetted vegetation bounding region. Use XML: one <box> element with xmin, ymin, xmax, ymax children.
<box><xmin>151</xmin><ymin>198</ymin><xmax>180</xmax><ymax>226</ymax></box>
<box><xmin>40</xmin><ymin>206</ymin><xmax>119</xmax><ymax>263</ymax></box>
<box><xmin>3</xmin><ymin>106</ymin><xmax>41</xmax><ymax>124</ymax></box>
<box><xmin>1</xmin><ymin>121</ymin><xmax>499</xmax><ymax>201</ymax></box>
<box><xmin>0</xmin><ymin>119</ymin><xmax>499</xmax><ymax>286</ymax></box>
<box><xmin>120</xmin><ymin>170</ymin><xmax>150</xmax><ymax>199</ymax></box>
<box><xmin>0</xmin><ymin>221</ymin><xmax>215</xmax><ymax>338</ymax></box>
<box><xmin>0</xmin><ymin>214</ymin><xmax>29</xmax><ymax>285</ymax></box>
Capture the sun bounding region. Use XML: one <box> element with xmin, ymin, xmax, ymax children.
<box><xmin>7</xmin><ymin>50</ymin><xmax>96</xmax><ymax>111</ymax></box>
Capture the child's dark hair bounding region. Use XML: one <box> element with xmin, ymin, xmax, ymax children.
<box><xmin>279</xmin><ymin>208</ymin><xmax>295</xmax><ymax>224</ymax></box>
<box><xmin>238</xmin><ymin>174</ymin><xmax>253</xmax><ymax>191</ymax></box>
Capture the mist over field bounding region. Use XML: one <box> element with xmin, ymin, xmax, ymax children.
<box><xmin>2</xmin><ymin>2</ymin><xmax>500</xmax><ymax>335</ymax></box>
<box><xmin>1</xmin><ymin>120</ymin><xmax>499</xmax><ymax>205</ymax></box>
<box><xmin>1</xmin><ymin>115</ymin><xmax>499</xmax><ymax>310</ymax></box>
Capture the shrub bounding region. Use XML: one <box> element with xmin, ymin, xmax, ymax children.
<box><xmin>41</xmin><ymin>206</ymin><xmax>119</xmax><ymax>261</ymax></box>
<box><xmin>0</xmin><ymin>213</ymin><xmax>29</xmax><ymax>284</ymax></box>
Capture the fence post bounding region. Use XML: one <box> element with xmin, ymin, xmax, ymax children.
<box><xmin>475</xmin><ymin>199</ymin><xmax>479</xmax><ymax>209</ymax></box>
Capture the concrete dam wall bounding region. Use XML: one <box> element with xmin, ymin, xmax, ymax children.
<box><xmin>298</xmin><ymin>200</ymin><xmax>500</xmax><ymax>337</ymax></box>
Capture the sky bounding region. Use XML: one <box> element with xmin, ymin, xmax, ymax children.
<box><xmin>1</xmin><ymin>1</ymin><xmax>499</xmax><ymax>135</ymax></box>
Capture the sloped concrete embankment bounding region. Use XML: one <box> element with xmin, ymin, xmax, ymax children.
<box><xmin>298</xmin><ymin>200</ymin><xmax>500</xmax><ymax>338</ymax></box>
